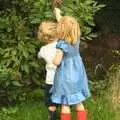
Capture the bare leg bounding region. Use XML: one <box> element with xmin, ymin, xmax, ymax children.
<box><xmin>48</xmin><ymin>106</ymin><xmax>56</xmax><ymax>120</ymax></box>
<box><xmin>49</xmin><ymin>106</ymin><xmax>56</xmax><ymax>111</ymax></box>
<box><xmin>61</xmin><ymin>105</ymin><xmax>71</xmax><ymax>113</ymax></box>
<box><xmin>76</xmin><ymin>103</ymin><xmax>85</xmax><ymax>111</ymax></box>
<box><xmin>76</xmin><ymin>103</ymin><xmax>87</xmax><ymax>120</ymax></box>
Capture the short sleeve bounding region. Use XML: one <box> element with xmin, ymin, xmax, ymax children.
<box><xmin>56</xmin><ymin>40</ymin><xmax>69</xmax><ymax>53</ymax></box>
<box><xmin>38</xmin><ymin>46</ymin><xmax>56</xmax><ymax>63</ymax></box>
<box><xmin>38</xmin><ymin>46</ymin><xmax>45</xmax><ymax>59</ymax></box>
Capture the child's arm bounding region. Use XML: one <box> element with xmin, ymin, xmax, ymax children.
<box><xmin>53</xmin><ymin>49</ymin><xmax>63</xmax><ymax>65</ymax></box>
<box><xmin>54</xmin><ymin>7</ymin><xmax>62</xmax><ymax>21</ymax></box>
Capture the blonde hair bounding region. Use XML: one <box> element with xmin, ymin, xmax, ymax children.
<box><xmin>57</xmin><ymin>16</ymin><xmax>80</xmax><ymax>44</ymax></box>
<box><xmin>37</xmin><ymin>21</ymin><xmax>57</xmax><ymax>42</ymax></box>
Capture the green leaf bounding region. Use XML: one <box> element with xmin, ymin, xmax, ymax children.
<box><xmin>24</xmin><ymin>0</ymin><xmax>29</xmax><ymax>3</ymax></box>
<box><xmin>23</xmin><ymin>51</ymin><xmax>29</xmax><ymax>58</ymax></box>
<box><xmin>88</xmin><ymin>33</ymin><xmax>98</xmax><ymax>38</ymax></box>
<box><xmin>30</xmin><ymin>18</ymin><xmax>41</xmax><ymax>24</ymax></box>
<box><xmin>29</xmin><ymin>62</ymin><xmax>39</xmax><ymax>68</ymax></box>
<box><xmin>84</xmin><ymin>0</ymin><xmax>95</xmax><ymax>5</ymax></box>
<box><xmin>85</xmin><ymin>36</ymin><xmax>93</xmax><ymax>40</ymax></box>
<box><xmin>4</xmin><ymin>52</ymin><xmax>10</xmax><ymax>58</ymax></box>
<box><xmin>21</xmin><ymin>64</ymin><xmax>29</xmax><ymax>74</ymax></box>
<box><xmin>12</xmin><ymin>81</ymin><xmax>22</xmax><ymax>87</ymax></box>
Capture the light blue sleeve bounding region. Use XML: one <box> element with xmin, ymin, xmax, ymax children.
<box><xmin>56</xmin><ymin>40</ymin><xmax>69</xmax><ymax>53</ymax></box>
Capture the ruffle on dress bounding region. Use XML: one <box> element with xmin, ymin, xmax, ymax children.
<box><xmin>51</xmin><ymin>89</ymin><xmax>90</xmax><ymax>105</ymax></box>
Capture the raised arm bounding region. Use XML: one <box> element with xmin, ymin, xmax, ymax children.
<box><xmin>54</xmin><ymin>7</ymin><xmax>62</xmax><ymax>21</ymax></box>
<box><xmin>53</xmin><ymin>8</ymin><xmax>63</xmax><ymax>65</ymax></box>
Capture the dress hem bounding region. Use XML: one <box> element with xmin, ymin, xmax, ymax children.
<box><xmin>51</xmin><ymin>91</ymin><xmax>90</xmax><ymax>105</ymax></box>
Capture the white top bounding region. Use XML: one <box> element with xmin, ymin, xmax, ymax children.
<box><xmin>38</xmin><ymin>41</ymin><xmax>57</xmax><ymax>85</ymax></box>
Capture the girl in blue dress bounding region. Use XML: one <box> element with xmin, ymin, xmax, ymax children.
<box><xmin>51</xmin><ymin>16</ymin><xmax>91</xmax><ymax>120</ymax></box>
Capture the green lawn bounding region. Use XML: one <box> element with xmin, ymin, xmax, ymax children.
<box><xmin>0</xmin><ymin>94</ymin><xmax>118</xmax><ymax>120</ymax></box>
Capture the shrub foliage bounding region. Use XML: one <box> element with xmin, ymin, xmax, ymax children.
<box><xmin>0</xmin><ymin>0</ymin><xmax>104</xmax><ymax>102</ymax></box>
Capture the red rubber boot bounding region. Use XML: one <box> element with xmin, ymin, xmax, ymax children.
<box><xmin>77</xmin><ymin>110</ymin><xmax>87</xmax><ymax>120</ymax></box>
<box><xmin>61</xmin><ymin>113</ymin><xmax>71</xmax><ymax>120</ymax></box>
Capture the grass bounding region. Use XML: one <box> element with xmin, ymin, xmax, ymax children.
<box><xmin>0</xmin><ymin>94</ymin><xmax>117</xmax><ymax>120</ymax></box>
<box><xmin>14</xmin><ymin>101</ymin><xmax>48</xmax><ymax>120</ymax></box>
<box><xmin>86</xmin><ymin>97</ymin><xmax>116</xmax><ymax>120</ymax></box>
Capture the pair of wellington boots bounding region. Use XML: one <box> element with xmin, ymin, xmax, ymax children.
<box><xmin>61</xmin><ymin>110</ymin><xmax>87</xmax><ymax>120</ymax></box>
<box><xmin>48</xmin><ymin>110</ymin><xmax>87</xmax><ymax>120</ymax></box>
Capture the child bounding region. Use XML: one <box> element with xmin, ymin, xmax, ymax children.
<box><xmin>51</xmin><ymin>16</ymin><xmax>91</xmax><ymax>120</ymax></box>
<box><xmin>37</xmin><ymin>21</ymin><xmax>58</xmax><ymax>120</ymax></box>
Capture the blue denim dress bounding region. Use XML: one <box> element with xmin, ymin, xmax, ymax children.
<box><xmin>51</xmin><ymin>40</ymin><xmax>90</xmax><ymax>105</ymax></box>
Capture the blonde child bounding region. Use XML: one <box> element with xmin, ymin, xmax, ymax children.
<box><xmin>37</xmin><ymin>8</ymin><xmax>62</xmax><ymax>120</ymax></box>
<box><xmin>51</xmin><ymin>16</ymin><xmax>91</xmax><ymax>120</ymax></box>
<box><xmin>37</xmin><ymin>21</ymin><xmax>58</xmax><ymax>120</ymax></box>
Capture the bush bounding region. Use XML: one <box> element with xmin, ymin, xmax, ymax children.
<box><xmin>108</xmin><ymin>64</ymin><xmax>120</xmax><ymax>110</ymax></box>
<box><xmin>61</xmin><ymin>0</ymin><xmax>105</xmax><ymax>40</ymax></box>
<box><xmin>0</xmin><ymin>0</ymin><xmax>46</xmax><ymax>88</ymax></box>
<box><xmin>0</xmin><ymin>0</ymin><xmax>104</xmax><ymax>103</ymax></box>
